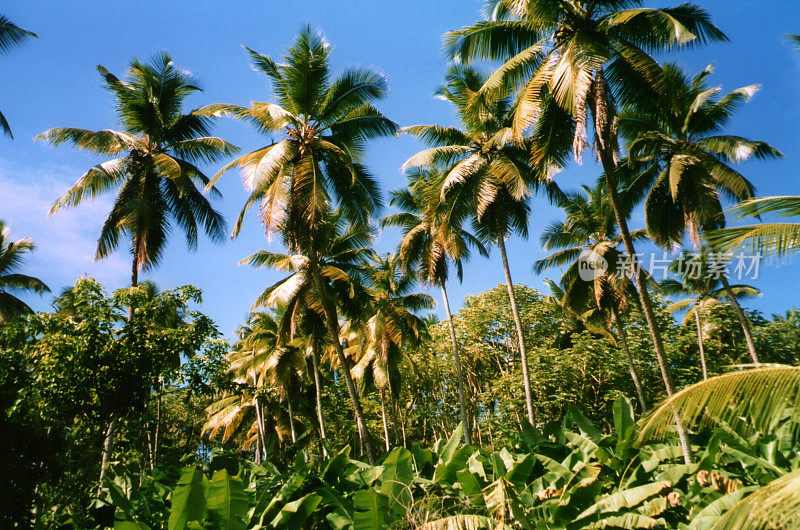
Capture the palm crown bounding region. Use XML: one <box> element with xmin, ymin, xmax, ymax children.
<box><xmin>383</xmin><ymin>169</ymin><xmax>487</xmax><ymax>287</ymax></box>
<box><xmin>445</xmin><ymin>0</ymin><xmax>727</xmax><ymax>168</ymax></box>
<box><xmin>0</xmin><ymin>15</ymin><xmax>36</xmax><ymax>137</ymax></box>
<box><xmin>403</xmin><ymin>65</ymin><xmax>560</xmax><ymax>243</ymax></box>
<box><xmin>38</xmin><ymin>54</ymin><xmax>236</xmax><ymax>283</ymax></box>
<box><xmin>199</xmin><ymin>26</ymin><xmax>397</xmax><ymax>247</ymax></box>
<box><xmin>536</xmin><ymin>183</ymin><xmax>638</xmax><ymax>317</ymax></box>
<box><xmin>0</xmin><ymin>220</ymin><xmax>50</xmax><ymax>321</ymax></box>
<box><xmin>621</xmin><ymin>63</ymin><xmax>782</xmax><ymax>247</ymax></box>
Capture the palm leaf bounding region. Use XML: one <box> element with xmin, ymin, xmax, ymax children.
<box><xmin>637</xmin><ymin>367</ymin><xmax>800</xmax><ymax>444</ymax></box>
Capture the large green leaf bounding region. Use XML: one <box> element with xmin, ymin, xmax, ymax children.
<box><xmin>353</xmin><ymin>489</ymin><xmax>391</xmax><ymax>530</ymax></box>
<box><xmin>250</xmin><ymin>470</ymin><xmax>307</xmax><ymax>527</ymax></box>
<box><xmin>168</xmin><ymin>467</ymin><xmax>207</xmax><ymax>530</ymax></box>
<box><xmin>379</xmin><ymin>447</ymin><xmax>413</xmax><ymax>515</ymax></box>
<box><xmin>575</xmin><ymin>481</ymin><xmax>671</xmax><ymax>521</ymax></box>
<box><xmin>269</xmin><ymin>493</ymin><xmax>322</xmax><ymax>528</ymax></box>
<box><xmin>205</xmin><ymin>470</ymin><xmax>249</xmax><ymax>530</ymax></box>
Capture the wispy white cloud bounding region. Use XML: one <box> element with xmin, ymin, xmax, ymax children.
<box><xmin>0</xmin><ymin>158</ymin><xmax>129</xmax><ymax>303</ymax></box>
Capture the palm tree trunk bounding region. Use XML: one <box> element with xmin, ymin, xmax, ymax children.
<box><xmin>720</xmin><ymin>275</ymin><xmax>760</xmax><ymax>365</ymax></box>
<box><xmin>497</xmin><ymin>237</ymin><xmax>535</xmax><ymax>426</ymax></box>
<box><xmin>591</xmin><ymin>74</ymin><xmax>691</xmax><ymax>464</ymax></box>
<box><xmin>380</xmin><ymin>388</ymin><xmax>391</xmax><ymax>451</ymax></box>
<box><xmin>151</xmin><ymin>377</ymin><xmax>163</xmax><ymax>470</ymax></box>
<box><xmin>613</xmin><ymin>308</ymin><xmax>648</xmax><ymax>412</ymax></box>
<box><xmin>97</xmin><ymin>418</ymin><xmax>117</xmax><ymax>496</ymax></box>
<box><xmin>694</xmin><ymin>309</ymin><xmax>708</xmax><ymax>380</ymax></box>
<box><xmin>310</xmin><ymin>262</ymin><xmax>375</xmax><ymax>464</ymax></box>
<box><xmin>440</xmin><ymin>283</ymin><xmax>472</xmax><ymax>445</ymax></box>
<box><xmin>251</xmin><ymin>361</ymin><xmax>267</xmax><ymax>459</ymax></box>
<box><xmin>287</xmin><ymin>398</ymin><xmax>296</xmax><ymax>444</ymax></box>
<box><xmin>310</xmin><ymin>339</ymin><xmax>327</xmax><ymax>454</ymax></box>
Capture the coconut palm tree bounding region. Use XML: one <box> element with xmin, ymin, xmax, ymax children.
<box><xmin>535</xmin><ymin>185</ymin><xmax>648</xmax><ymax>411</ymax></box>
<box><xmin>402</xmin><ymin>65</ymin><xmax>560</xmax><ymax>426</ymax></box>
<box><xmin>200</xmin><ymin>27</ymin><xmax>396</xmax><ymax>463</ymax></box>
<box><xmin>229</xmin><ymin>311</ymin><xmax>280</xmax><ymax>457</ymax></box>
<box><xmin>37</xmin><ymin>54</ymin><xmax>235</xmax><ymax>287</ymax></box>
<box><xmin>447</xmin><ymin>1</ymin><xmax>725</xmax><ymax>461</ymax></box>
<box><xmin>0</xmin><ymin>15</ymin><xmax>36</xmax><ymax>138</ymax></box>
<box><xmin>0</xmin><ymin>220</ymin><xmax>49</xmax><ymax>321</ymax></box>
<box><xmin>242</xmin><ymin>211</ymin><xmax>376</xmax><ymax>460</ymax></box>
<box><xmin>621</xmin><ymin>63</ymin><xmax>781</xmax><ymax>365</ymax></box>
<box><xmin>382</xmin><ymin>169</ymin><xmax>487</xmax><ymax>444</ymax></box>
<box><xmin>661</xmin><ymin>249</ymin><xmax>760</xmax><ymax>380</ymax></box>
<box><xmin>349</xmin><ymin>252</ymin><xmax>434</xmax><ymax>449</ymax></box>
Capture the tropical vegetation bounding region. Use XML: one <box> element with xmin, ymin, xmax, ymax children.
<box><xmin>3</xmin><ymin>4</ymin><xmax>800</xmax><ymax>529</ymax></box>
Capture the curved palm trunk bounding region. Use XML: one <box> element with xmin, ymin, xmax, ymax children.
<box><xmin>310</xmin><ymin>339</ymin><xmax>327</xmax><ymax>455</ymax></box>
<box><xmin>380</xmin><ymin>388</ymin><xmax>391</xmax><ymax>451</ymax></box>
<box><xmin>694</xmin><ymin>309</ymin><xmax>708</xmax><ymax>380</ymax></box>
<box><xmin>612</xmin><ymin>308</ymin><xmax>648</xmax><ymax>412</ymax></box>
<box><xmin>498</xmin><ymin>237</ymin><xmax>535</xmax><ymax>426</ymax></box>
<box><xmin>591</xmin><ymin>74</ymin><xmax>691</xmax><ymax>464</ymax></box>
<box><xmin>310</xmin><ymin>263</ymin><xmax>375</xmax><ymax>464</ymax></box>
<box><xmin>440</xmin><ymin>283</ymin><xmax>472</xmax><ymax>445</ymax></box>
<box><xmin>720</xmin><ymin>275</ymin><xmax>760</xmax><ymax>365</ymax></box>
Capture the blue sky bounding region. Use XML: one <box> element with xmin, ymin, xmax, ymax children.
<box><xmin>2</xmin><ymin>1</ymin><xmax>800</xmax><ymax>339</ymax></box>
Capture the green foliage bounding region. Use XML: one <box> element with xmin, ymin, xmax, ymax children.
<box><xmin>0</xmin><ymin>278</ymin><xmax>226</xmax><ymax>527</ymax></box>
<box><xmin>98</xmin><ymin>390</ymin><xmax>800</xmax><ymax>529</ymax></box>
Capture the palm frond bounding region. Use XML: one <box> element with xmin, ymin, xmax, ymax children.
<box><xmin>637</xmin><ymin>367</ymin><xmax>800</xmax><ymax>444</ymax></box>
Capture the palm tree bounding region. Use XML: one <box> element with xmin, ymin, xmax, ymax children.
<box><xmin>535</xmin><ymin>185</ymin><xmax>648</xmax><ymax>411</ymax></box>
<box><xmin>0</xmin><ymin>15</ymin><xmax>36</xmax><ymax>138</ymax></box>
<box><xmin>661</xmin><ymin>249</ymin><xmax>760</xmax><ymax>380</ymax></box>
<box><xmin>402</xmin><ymin>65</ymin><xmax>560</xmax><ymax>426</ymax></box>
<box><xmin>229</xmin><ymin>311</ymin><xmax>279</xmax><ymax>458</ymax></box>
<box><xmin>37</xmin><ymin>54</ymin><xmax>235</xmax><ymax>287</ymax></box>
<box><xmin>242</xmin><ymin>211</ymin><xmax>376</xmax><ymax>460</ymax></box>
<box><xmin>201</xmin><ymin>27</ymin><xmax>396</xmax><ymax>464</ymax></box>
<box><xmin>447</xmin><ymin>1</ymin><xmax>726</xmax><ymax>461</ymax></box>
<box><xmin>350</xmin><ymin>252</ymin><xmax>434</xmax><ymax>449</ymax></box>
<box><xmin>0</xmin><ymin>220</ymin><xmax>49</xmax><ymax>321</ymax></box>
<box><xmin>621</xmin><ymin>63</ymin><xmax>781</xmax><ymax>365</ymax></box>
<box><xmin>382</xmin><ymin>169</ymin><xmax>487</xmax><ymax>444</ymax></box>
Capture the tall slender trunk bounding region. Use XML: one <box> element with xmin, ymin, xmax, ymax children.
<box><xmin>310</xmin><ymin>339</ymin><xmax>327</xmax><ymax>456</ymax></box>
<box><xmin>380</xmin><ymin>388</ymin><xmax>391</xmax><ymax>451</ymax></box>
<box><xmin>152</xmin><ymin>378</ymin><xmax>162</xmax><ymax>470</ymax></box>
<box><xmin>497</xmin><ymin>237</ymin><xmax>535</xmax><ymax>426</ymax></box>
<box><xmin>591</xmin><ymin>74</ymin><xmax>691</xmax><ymax>464</ymax></box>
<box><xmin>251</xmin><ymin>359</ymin><xmax>267</xmax><ymax>459</ymax></box>
<box><xmin>131</xmin><ymin>254</ymin><xmax>139</xmax><ymax>288</ymax></box>
<box><xmin>694</xmin><ymin>308</ymin><xmax>708</xmax><ymax>380</ymax></box>
<box><xmin>254</xmin><ymin>430</ymin><xmax>261</xmax><ymax>464</ymax></box>
<box><xmin>287</xmin><ymin>398</ymin><xmax>296</xmax><ymax>444</ymax></box>
<box><xmin>613</xmin><ymin>308</ymin><xmax>648</xmax><ymax>412</ymax></box>
<box><xmin>98</xmin><ymin>246</ymin><xmax>141</xmax><ymax>494</ymax></box>
<box><xmin>310</xmin><ymin>260</ymin><xmax>374</xmax><ymax>464</ymax></box>
<box><xmin>720</xmin><ymin>275</ymin><xmax>760</xmax><ymax>365</ymax></box>
<box><xmin>440</xmin><ymin>283</ymin><xmax>472</xmax><ymax>445</ymax></box>
<box><xmin>97</xmin><ymin>418</ymin><xmax>117</xmax><ymax>496</ymax></box>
